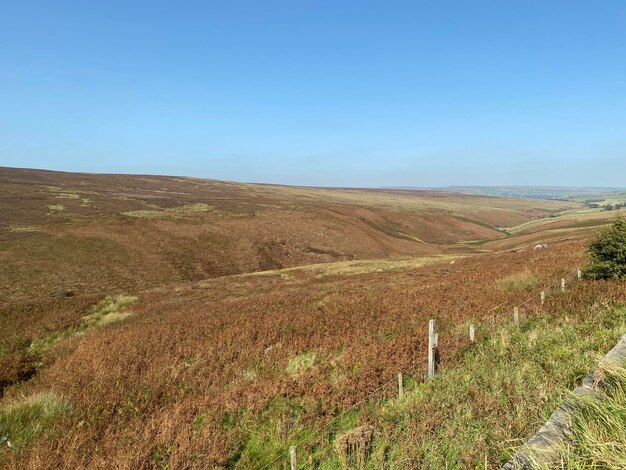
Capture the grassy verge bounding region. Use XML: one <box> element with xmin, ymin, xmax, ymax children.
<box><xmin>243</xmin><ymin>305</ymin><xmax>626</xmax><ymax>468</ymax></box>
<box><xmin>367</xmin><ymin>308</ymin><xmax>626</xmax><ymax>468</ymax></box>
<box><xmin>554</xmin><ymin>361</ymin><xmax>626</xmax><ymax>468</ymax></box>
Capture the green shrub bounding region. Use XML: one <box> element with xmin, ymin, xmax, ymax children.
<box><xmin>585</xmin><ymin>216</ymin><xmax>626</xmax><ymax>280</ymax></box>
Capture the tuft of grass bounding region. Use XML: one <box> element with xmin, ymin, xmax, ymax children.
<box><xmin>0</xmin><ymin>391</ymin><xmax>71</xmax><ymax>450</ymax></box>
<box><xmin>496</xmin><ymin>269</ymin><xmax>539</xmax><ymax>292</ymax></box>
<box><xmin>553</xmin><ymin>361</ymin><xmax>626</xmax><ymax>468</ymax></box>
<box><xmin>45</xmin><ymin>204</ymin><xmax>65</xmax><ymax>212</ymax></box>
<box><xmin>28</xmin><ymin>330</ymin><xmax>76</xmax><ymax>357</ymax></box>
<box><xmin>286</xmin><ymin>352</ymin><xmax>317</xmax><ymax>376</ymax></box>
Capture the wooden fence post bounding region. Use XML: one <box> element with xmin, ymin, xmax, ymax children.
<box><xmin>428</xmin><ymin>319</ymin><xmax>437</xmax><ymax>379</ymax></box>
<box><xmin>561</xmin><ymin>278</ymin><xmax>566</xmax><ymax>292</ymax></box>
<box><xmin>540</xmin><ymin>291</ymin><xmax>545</xmax><ymax>305</ymax></box>
<box><xmin>513</xmin><ymin>306</ymin><xmax>519</xmax><ymax>324</ymax></box>
<box><xmin>469</xmin><ymin>323</ymin><xmax>475</xmax><ymax>342</ymax></box>
<box><xmin>398</xmin><ymin>372</ymin><xmax>403</xmax><ymax>398</ymax></box>
<box><xmin>290</xmin><ymin>445</ymin><xmax>297</xmax><ymax>470</ymax></box>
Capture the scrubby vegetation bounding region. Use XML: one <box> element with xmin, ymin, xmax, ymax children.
<box><xmin>0</xmin><ymin>167</ymin><xmax>577</xmax><ymax>303</ymax></box>
<box><xmin>244</xmin><ymin>304</ymin><xmax>626</xmax><ymax>468</ymax></box>
<box><xmin>1</xmin><ymin>238</ymin><xmax>623</xmax><ymax>468</ymax></box>
<box><xmin>1</xmin><ymin>168</ymin><xmax>625</xmax><ymax>468</ymax></box>
<box><xmin>585</xmin><ymin>216</ymin><xmax>626</xmax><ymax>280</ymax></box>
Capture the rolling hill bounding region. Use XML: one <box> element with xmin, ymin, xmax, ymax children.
<box><xmin>1</xmin><ymin>167</ymin><xmax>624</xmax><ymax>469</ymax></box>
<box><xmin>0</xmin><ymin>167</ymin><xmax>577</xmax><ymax>303</ymax></box>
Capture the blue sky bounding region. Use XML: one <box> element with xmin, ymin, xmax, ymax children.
<box><xmin>1</xmin><ymin>1</ymin><xmax>626</xmax><ymax>187</ymax></box>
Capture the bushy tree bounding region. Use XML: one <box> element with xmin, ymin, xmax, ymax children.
<box><xmin>585</xmin><ymin>216</ymin><xmax>626</xmax><ymax>279</ymax></box>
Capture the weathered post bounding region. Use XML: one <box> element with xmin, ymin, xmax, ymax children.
<box><xmin>561</xmin><ymin>278</ymin><xmax>566</xmax><ymax>292</ymax></box>
<box><xmin>540</xmin><ymin>291</ymin><xmax>545</xmax><ymax>305</ymax></box>
<box><xmin>513</xmin><ymin>306</ymin><xmax>519</xmax><ymax>324</ymax></box>
<box><xmin>290</xmin><ymin>445</ymin><xmax>297</xmax><ymax>470</ymax></box>
<box><xmin>398</xmin><ymin>372</ymin><xmax>403</xmax><ymax>398</ymax></box>
<box><xmin>469</xmin><ymin>323</ymin><xmax>475</xmax><ymax>342</ymax></box>
<box><xmin>428</xmin><ymin>319</ymin><xmax>437</xmax><ymax>379</ymax></box>
<box><xmin>577</xmin><ymin>268</ymin><xmax>582</xmax><ymax>280</ymax></box>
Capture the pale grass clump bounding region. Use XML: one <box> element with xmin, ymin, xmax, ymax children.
<box><xmin>45</xmin><ymin>204</ymin><xmax>65</xmax><ymax>212</ymax></box>
<box><xmin>0</xmin><ymin>391</ymin><xmax>70</xmax><ymax>450</ymax></box>
<box><xmin>250</xmin><ymin>255</ymin><xmax>461</xmax><ymax>279</ymax></box>
<box><xmin>497</xmin><ymin>270</ymin><xmax>539</xmax><ymax>292</ymax></box>
<box><xmin>555</xmin><ymin>361</ymin><xmax>626</xmax><ymax>468</ymax></box>
<box><xmin>120</xmin><ymin>209</ymin><xmax>164</xmax><ymax>218</ymax></box>
<box><xmin>54</xmin><ymin>192</ymin><xmax>80</xmax><ymax>199</ymax></box>
<box><xmin>121</xmin><ymin>203</ymin><xmax>212</xmax><ymax>219</ymax></box>
<box><xmin>81</xmin><ymin>295</ymin><xmax>138</xmax><ymax>328</ymax></box>
<box><xmin>8</xmin><ymin>225</ymin><xmax>37</xmax><ymax>233</ymax></box>
<box><xmin>286</xmin><ymin>352</ymin><xmax>316</xmax><ymax>376</ymax></box>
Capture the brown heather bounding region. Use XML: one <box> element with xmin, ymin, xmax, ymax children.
<box><xmin>1</xmin><ymin>168</ymin><xmax>624</xmax><ymax>468</ymax></box>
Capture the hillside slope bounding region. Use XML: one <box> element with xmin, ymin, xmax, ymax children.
<box><xmin>4</xmin><ymin>167</ymin><xmax>623</xmax><ymax>469</ymax></box>
<box><xmin>0</xmin><ymin>167</ymin><xmax>576</xmax><ymax>303</ymax></box>
<box><xmin>2</xmin><ymin>237</ymin><xmax>625</xmax><ymax>468</ymax></box>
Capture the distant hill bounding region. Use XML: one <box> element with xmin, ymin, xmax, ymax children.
<box><xmin>438</xmin><ymin>186</ymin><xmax>626</xmax><ymax>201</ymax></box>
<box><xmin>385</xmin><ymin>185</ymin><xmax>626</xmax><ymax>201</ymax></box>
<box><xmin>0</xmin><ymin>167</ymin><xmax>577</xmax><ymax>303</ymax></box>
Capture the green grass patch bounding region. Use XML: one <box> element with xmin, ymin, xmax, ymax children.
<box><xmin>286</xmin><ymin>352</ymin><xmax>317</xmax><ymax>376</ymax></box>
<box><xmin>81</xmin><ymin>294</ymin><xmax>138</xmax><ymax>328</ymax></box>
<box><xmin>0</xmin><ymin>391</ymin><xmax>71</xmax><ymax>450</ymax></box>
<box><xmin>233</xmin><ymin>397</ymin><xmax>361</xmax><ymax>469</ymax></box>
<box><xmin>264</xmin><ymin>306</ymin><xmax>626</xmax><ymax>469</ymax></box>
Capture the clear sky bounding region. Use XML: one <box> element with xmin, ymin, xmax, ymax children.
<box><xmin>1</xmin><ymin>1</ymin><xmax>626</xmax><ymax>187</ymax></box>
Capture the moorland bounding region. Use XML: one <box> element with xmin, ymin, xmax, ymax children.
<box><xmin>1</xmin><ymin>166</ymin><xmax>624</xmax><ymax>468</ymax></box>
